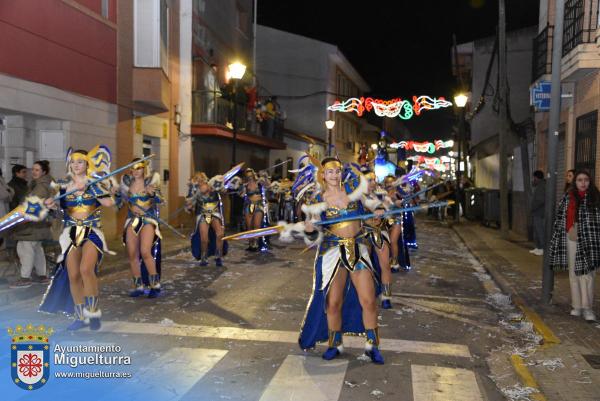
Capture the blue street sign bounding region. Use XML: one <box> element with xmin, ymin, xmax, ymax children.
<box><xmin>531</xmin><ymin>81</ymin><xmax>551</xmax><ymax>111</ymax></box>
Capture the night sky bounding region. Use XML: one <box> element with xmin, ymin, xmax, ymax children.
<box><xmin>257</xmin><ymin>0</ymin><xmax>539</xmax><ymax>140</ymax></box>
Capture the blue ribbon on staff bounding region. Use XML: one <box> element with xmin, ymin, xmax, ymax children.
<box><xmin>315</xmin><ymin>200</ymin><xmax>454</xmax><ymax>226</ymax></box>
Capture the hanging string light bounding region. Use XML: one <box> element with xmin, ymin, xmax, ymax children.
<box><xmin>327</xmin><ymin>95</ymin><xmax>452</xmax><ymax>119</ymax></box>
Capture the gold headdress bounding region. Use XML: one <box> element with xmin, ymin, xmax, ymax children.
<box><xmin>66</xmin><ymin>145</ymin><xmax>112</xmax><ymax>177</ymax></box>
<box><xmin>383</xmin><ymin>175</ymin><xmax>396</xmax><ymax>188</ymax></box>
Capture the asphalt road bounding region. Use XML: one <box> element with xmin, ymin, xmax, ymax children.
<box><xmin>1</xmin><ymin>218</ymin><xmax>537</xmax><ymax>400</ymax></box>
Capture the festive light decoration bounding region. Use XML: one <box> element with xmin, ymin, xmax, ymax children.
<box><xmin>408</xmin><ymin>155</ymin><xmax>450</xmax><ymax>172</ymax></box>
<box><xmin>390</xmin><ymin>139</ymin><xmax>454</xmax><ymax>154</ymax></box>
<box><xmin>327</xmin><ymin>96</ymin><xmax>452</xmax><ymax>120</ymax></box>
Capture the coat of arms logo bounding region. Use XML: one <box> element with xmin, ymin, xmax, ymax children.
<box><xmin>8</xmin><ymin>323</ymin><xmax>53</xmax><ymax>390</ymax></box>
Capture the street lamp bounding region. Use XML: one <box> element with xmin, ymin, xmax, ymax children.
<box><xmin>453</xmin><ymin>92</ymin><xmax>468</xmax><ymax>222</ymax></box>
<box><xmin>229</xmin><ymin>61</ymin><xmax>247</xmax><ymax>165</ymax></box>
<box><xmin>325</xmin><ymin>119</ymin><xmax>335</xmax><ymax>156</ymax></box>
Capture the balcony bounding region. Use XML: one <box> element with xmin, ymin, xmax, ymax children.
<box><xmin>132</xmin><ymin>68</ymin><xmax>170</xmax><ymax>110</ymax></box>
<box><xmin>191</xmin><ymin>90</ymin><xmax>286</xmax><ymax>149</ymax></box>
<box><xmin>532</xmin><ymin>25</ymin><xmax>553</xmax><ymax>83</ymax></box>
<box><xmin>561</xmin><ymin>0</ymin><xmax>600</xmax><ymax>81</ymax></box>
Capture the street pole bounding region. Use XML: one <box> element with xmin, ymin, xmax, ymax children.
<box><xmin>327</xmin><ymin>128</ymin><xmax>332</xmax><ymax>156</ymax></box>
<box><xmin>542</xmin><ymin>0</ymin><xmax>565</xmax><ymax>304</ymax></box>
<box><xmin>455</xmin><ymin>108</ymin><xmax>464</xmax><ymax>222</ymax></box>
<box><xmin>498</xmin><ymin>0</ymin><xmax>510</xmax><ymax>238</ymax></box>
<box><xmin>231</xmin><ymin>81</ymin><xmax>238</xmax><ymax>165</ymax></box>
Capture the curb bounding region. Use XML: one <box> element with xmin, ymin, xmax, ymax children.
<box><xmin>451</xmin><ymin>225</ymin><xmax>560</xmax><ymax>345</ymax></box>
<box><xmin>451</xmin><ymin>224</ymin><xmax>560</xmax><ymax>400</ymax></box>
<box><xmin>510</xmin><ymin>355</ymin><xmax>547</xmax><ymax>401</ymax></box>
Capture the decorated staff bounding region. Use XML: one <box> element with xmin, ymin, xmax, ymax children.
<box><xmin>363</xmin><ymin>171</ymin><xmax>394</xmax><ymax>309</ymax></box>
<box><xmin>383</xmin><ymin>175</ymin><xmax>411</xmax><ymax>272</ymax></box>
<box><xmin>38</xmin><ymin>145</ymin><xmax>126</xmax><ymax>331</ymax></box>
<box><xmin>186</xmin><ymin>163</ymin><xmax>243</xmax><ymax>266</ymax></box>
<box><xmin>116</xmin><ymin>158</ymin><xmax>162</xmax><ymax>298</ymax></box>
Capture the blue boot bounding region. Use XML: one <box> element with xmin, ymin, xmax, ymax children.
<box><xmin>391</xmin><ymin>263</ymin><xmax>401</xmax><ymax>274</ymax></box>
<box><xmin>148</xmin><ymin>274</ymin><xmax>161</xmax><ymax>298</ymax></box>
<box><xmin>215</xmin><ymin>258</ymin><xmax>223</xmax><ymax>267</ymax></box>
<box><xmin>199</xmin><ymin>257</ymin><xmax>208</xmax><ymax>266</ymax></box>
<box><xmin>365</xmin><ymin>328</ymin><xmax>384</xmax><ymax>364</ymax></box>
<box><xmin>84</xmin><ymin>296</ymin><xmax>101</xmax><ymax>331</ymax></box>
<box><xmin>67</xmin><ymin>304</ymin><xmax>89</xmax><ymax>331</ymax></box>
<box><xmin>129</xmin><ymin>276</ymin><xmax>145</xmax><ymax>297</ymax></box>
<box><xmin>381</xmin><ymin>284</ymin><xmax>392</xmax><ymax>309</ymax></box>
<box><xmin>322</xmin><ymin>330</ymin><xmax>343</xmax><ymax>360</ymax></box>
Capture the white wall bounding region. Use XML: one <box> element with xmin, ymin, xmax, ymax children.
<box><xmin>0</xmin><ymin>72</ymin><xmax>117</xmax><ymax>235</ymax></box>
<box><xmin>476</xmin><ymin>154</ymin><xmax>500</xmax><ymax>189</ymax></box>
<box><xmin>179</xmin><ymin>0</ymin><xmax>193</xmax><ymax>196</ymax></box>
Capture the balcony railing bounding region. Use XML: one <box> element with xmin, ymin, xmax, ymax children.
<box><xmin>191</xmin><ymin>90</ymin><xmax>284</xmax><ymax>141</ymax></box>
<box><xmin>532</xmin><ymin>25</ymin><xmax>553</xmax><ymax>82</ymax></box>
<box><xmin>563</xmin><ymin>0</ymin><xmax>599</xmax><ymax>56</ymax></box>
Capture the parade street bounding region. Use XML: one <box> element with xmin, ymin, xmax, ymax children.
<box><xmin>1</xmin><ymin>218</ymin><xmax>538</xmax><ymax>401</ymax></box>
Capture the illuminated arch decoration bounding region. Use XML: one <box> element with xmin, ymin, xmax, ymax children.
<box><xmin>327</xmin><ymin>96</ymin><xmax>452</xmax><ymax>120</ymax></box>
<box><xmin>389</xmin><ymin>140</ymin><xmax>454</xmax><ymax>154</ymax></box>
<box><xmin>408</xmin><ymin>155</ymin><xmax>450</xmax><ymax>172</ymax></box>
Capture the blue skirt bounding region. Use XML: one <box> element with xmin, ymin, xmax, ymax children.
<box><xmin>298</xmin><ymin>247</ymin><xmax>380</xmax><ymax>350</ymax></box>
<box><xmin>39</xmin><ymin>229</ymin><xmax>104</xmax><ymax>315</ymax></box>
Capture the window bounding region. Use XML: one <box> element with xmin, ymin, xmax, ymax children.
<box><xmin>134</xmin><ymin>0</ymin><xmax>169</xmax><ymax>74</ymax></box>
<box><xmin>160</xmin><ymin>0</ymin><xmax>169</xmax><ymax>73</ymax></box>
<box><xmin>101</xmin><ymin>0</ymin><xmax>109</xmax><ymax>18</ymax></box>
<box><xmin>575</xmin><ymin>111</ymin><xmax>597</xmax><ymax>181</ymax></box>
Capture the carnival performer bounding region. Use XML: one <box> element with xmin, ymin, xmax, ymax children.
<box><xmin>272</xmin><ymin>177</ymin><xmax>296</xmax><ymax>223</ymax></box>
<box><xmin>296</xmin><ymin>157</ymin><xmax>384</xmax><ymax>364</ymax></box>
<box><xmin>363</xmin><ymin>171</ymin><xmax>393</xmax><ymax>309</ymax></box>
<box><xmin>39</xmin><ymin>146</ymin><xmax>116</xmax><ymax>331</ymax></box>
<box><xmin>398</xmin><ymin>180</ymin><xmax>418</xmax><ymax>249</ymax></box>
<box><xmin>117</xmin><ymin>158</ymin><xmax>162</xmax><ymax>298</ymax></box>
<box><xmin>239</xmin><ymin>168</ymin><xmax>270</xmax><ymax>252</ymax></box>
<box><xmin>384</xmin><ymin>175</ymin><xmax>411</xmax><ymax>272</ymax></box>
<box><xmin>186</xmin><ymin>171</ymin><xmax>230</xmax><ymax>266</ymax></box>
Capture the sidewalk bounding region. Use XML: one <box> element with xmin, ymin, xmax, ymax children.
<box><xmin>0</xmin><ymin>227</ymin><xmax>191</xmax><ymax>307</ymax></box>
<box><xmin>453</xmin><ymin>220</ymin><xmax>600</xmax><ymax>401</ymax></box>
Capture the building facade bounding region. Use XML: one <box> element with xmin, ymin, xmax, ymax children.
<box><xmin>532</xmin><ymin>0</ymin><xmax>600</xmax><ymax>201</ymax></box>
<box><xmin>256</xmin><ymin>25</ymin><xmax>379</xmax><ymax>174</ymax></box>
<box><xmin>456</xmin><ymin>26</ymin><xmax>536</xmax><ymax>236</ymax></box>
<box><xmin>0</xmin><ymin>0</ymin><xmax>192</xmax><ymax>237</ymax></box>
<box><xmin>0</xmin><ymin>0</ymin><xmax>119</xmax><ymax>235</ymax></box>
<box><xmin>189</xmin><ymin>0</ymin><xmax>284</xmax><ymax>179</ymax></box>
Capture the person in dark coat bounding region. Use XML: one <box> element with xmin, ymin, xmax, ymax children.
<box><xmin>530</xmin><ymin>170</ymin><xmax>546</xmax><ymax>256</ymax></box>
<box><xmin>8</xmin><ymin>164</ymin><xmax>28</xmax><ymax>209</ymax></box>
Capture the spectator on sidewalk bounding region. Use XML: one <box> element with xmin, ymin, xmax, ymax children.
<box><xmin>564</xmin><ymin>169</ymin><xmax>575</xmax><ymax>193</ymax></box>
<box><xmin>530</xmin><ymin>170</ymin><xmax>546</xmax><ymax>256</ymax></box>
<box><xmin>8</xmin><ymin>164</ymin><xmax>28</xmax><ymax>209</ymax></box>
<box><xmin>549</xmin><ymin>170</ymin><xmax>600</xmax><ymax>322</ymax></box>
<box><xmin>10</xmin><ymin>160</ymin><xmax>54</xmax><ymax>288</ymax></box>
<box><xmin>0</xmin><ymin>168</ymin><xmax>14</xmax><ymax>248</ymax></box>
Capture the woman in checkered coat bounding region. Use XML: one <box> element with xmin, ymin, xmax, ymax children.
<box><xmin>548</xmin><ymin>170</ymin><xmax>600</xmax><ymax>321</ymax></box>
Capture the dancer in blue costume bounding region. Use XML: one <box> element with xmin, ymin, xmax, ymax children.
<box><xmin>363</xmin><ymin>171</ymin><xmax>394</xmax><ymax>309</ymax></box>
<box><xmin>39</xmin><ymin>146</ymin><xmax>116</xmax><ymax>331</ymax></box>
<box><xmin>398</xmin><ymin>180</ymin><xmax>418</xmax><ymax>249</ymax></box>
<box><xmin>383</xmin><ymin>175</ymin><xmax>411</xmax><ymax>272</ymax></box>
<box><xmin>117</xmin><ymin>158</ymin><xmax>162</xmax><ymax>298</ymax></box>
<box><xmin>186</xmin><ymin>171</ymin><xmax>229</xmax><ymax>266</ymax></box>
<box><xmin>298</xmin><ymin>157</ymin><xmax>384</xmax><ymax>364</ymax></box>
<box><xmin>239</xmin><ymin>168</ymin><xmax>270</xmax><ymax>252</ymax></box>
